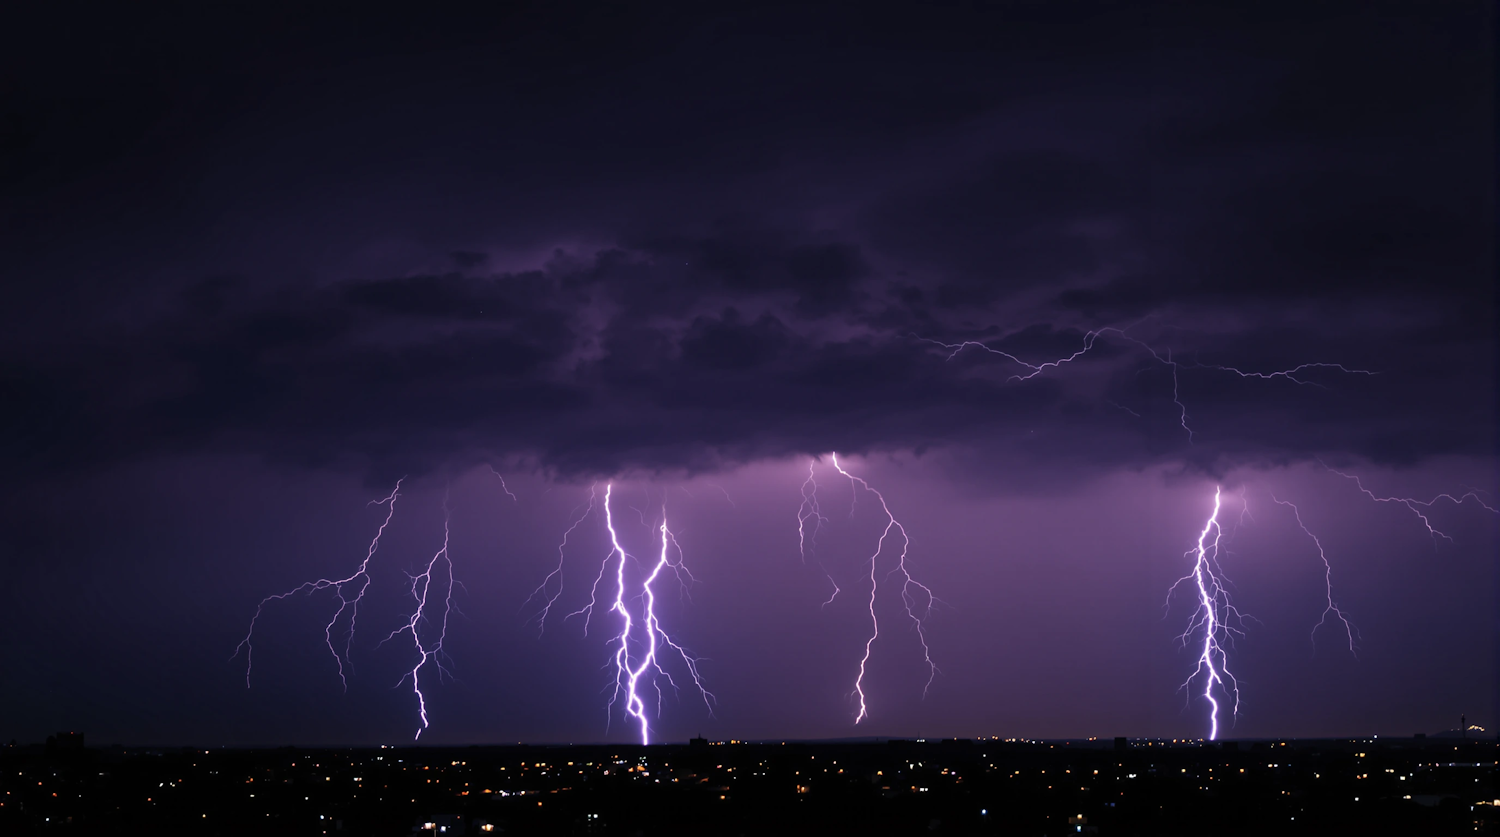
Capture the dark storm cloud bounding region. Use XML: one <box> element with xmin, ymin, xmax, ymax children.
<box><xmin>635</xmin><ymin>231</ymin><xmax>870</xmax><ymax>317</ymax></box>
<box><xmin>2</xmin><ymin>242</ymin><xmax>1481</xmax><ymax>483</ymax></box>
<box><xmin>0</xmin><ymin>1</ymin><xmax>1491</xmax><ymax>482</ymax></box>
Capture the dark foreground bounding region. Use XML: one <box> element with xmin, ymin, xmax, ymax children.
<box><xmin>3</xmin><ymin>737</ymin><xmax>1494</xmax><ymax>835</ymax></box>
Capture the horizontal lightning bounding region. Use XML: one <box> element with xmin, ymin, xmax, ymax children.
<box><xmin>1322</xmin><ymin>463</ymin><xmax>1499</xmax><ymax>542</ymax></box>
<box><xmin>924</xmin><ymin>323</ymin><xmax>1375</xmax><ymax>441</ymax></box>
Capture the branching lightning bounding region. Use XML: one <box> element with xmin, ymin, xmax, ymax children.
<box><xmin>924</xmin><ymin>323</ymin><xmax>1376</xmax><ymax>441</ymax></box>
<box><xmin>797</xmin><ymin>459</ymin><xmax>839</xmax><ymax>605</ymax></box>
<box><xmin>234</xmin><ymin>479</ymin><xmax>404</xmax><ymax>689</ymax></box>
<box><xmin>235</xmin><ymin>479</ymin><xmax>460</xmax><ymax>739</ymax></box>
<box><xmin>924</xmin><ymin>324</ymin><xmax>1387</xmax><ymax>736</ymax></box>
<box><xmin>1167</xmin><ymin>487</ymin><xmax>1243</xmax><ymax>740</ymax></box>
<box><xmin>567</xmin><ymin>488</ymin><xmax>617</xmax><ymax>638</ymax></box>
<box><xmin>381</xmin><ymin>494</ymin><xmax>457</xmax><ymax>740</ymax></box>
<box><xmin>1272</xmin><ymin>495</ymin><xmax>1358</xmax><ymax>654</ymax></box>
<box><xmin>1161</xmin><ymin>463</ymin><xmax>1487</xmax><ymax>739</ymax></box>
<box><xmin>920</xmin><ymin>322</ymin><xmax>1486</xmax><ymax>739</ymax></box>
<box><xmin>525</xmin><ymin>485</ymin><xmax>598</xmax><ymax>636</ymax></box>
<box><xmin>540</xmin><ymin>483</ymin><xmax>712</xmax><ymax>743</ymax></box>
<box><xmin>1322</xmin><ymin>463</ymin><xmax>1499</xmax><ymax>542</ymax></box>
<box><xmin>611</xmin><ymin>493</ymin><xmax>714</xmax><ymax>743</ymax></box>
<box><xmin>826</xmin><ymin>454</ymin><xmax>939</xmax><ymax>724</ymax></box>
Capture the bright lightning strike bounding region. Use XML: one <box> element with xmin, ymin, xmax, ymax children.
<box><xmin>545</xmin><ymin>483</ymin><xmax>712</xmax><ymax>743</ymax></box>
<box><xmin>381</xmin><ymin>494</ymin><xmax>458</xmax><ymax>740</ymax></box>
<box><xmin>827</xmin><ymin>454</ymin><xmax>939</xmax><ymax>724</ymax></box>
<box><xmin>234</xmin><ymin>479</ymin><xmax>403</xmax><ymax>689</ymax></box>
<box><xmin>1168</xmin><ymin>486</ymin><xmax>1242</xmax><ymax>740</ymax></box>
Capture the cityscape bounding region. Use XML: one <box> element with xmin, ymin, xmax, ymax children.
<box><xmin>4</xmin><ymin>733</ymin><xmax>1494</xmax><ymax>835</ymax></box>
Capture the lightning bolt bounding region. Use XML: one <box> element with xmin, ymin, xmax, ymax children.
<box><xmin>489</xmin><ymin>465</ymin><xmax>519</xmax><ymax>502</ymax></box>
<box><xmin>567</xmin><ymin>486</ymin><xmax>617</xmax><ymax>638</ymax></box>
<box><xmin>234</xmin><ymin>479</ymin><xmax>403</xmax><ymax>689</ymax></box>
<box><xmin>708</xmin><ymin>483</ymin><xmax>737</xmax><ymax>508</ymax></box>
<box><xmin>924</xmin><ymin>324</ymin><xmax>1376</xmax><ymax>440</ymax></box>
<box><xmin>828</xmin><ymin>454</ymin><xmax>938</xmax><ymax>724</ymax></box>
<box><xmin>1167</xmin><ymin>486</ymin><xmax>1242</xmax><ymax>740</ymax></box>
<box><xmin>797</xmin><ymin>459</ymin><xmax>839</xmax><ymax>605</ymax></box>
<box><xmin>381</xmin><ymin>493</ymin><xmax>457</xmax><ymax>740</ymax></box>
<box><xmin>1321</xmin><ymin>463</ymin><xmax>1499</xmax><ymax>542</ymax></box>
<box><xmin>546</xmin><ymin>483</ymin><xmax>712</xmax><ymax>743</ymax></box>
<box><xmin>1271</xmin><ymin>495</ymin><xmax>1358</xmax><ymax>654</ymax></box>
<box><xmin>524</xmin><ymin>485</ymin><xmax>598</xmax><ymax>636</ymax></box>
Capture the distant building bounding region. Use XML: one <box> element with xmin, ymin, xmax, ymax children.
<box><xmin>1068</xmin><ymin>814</ymin><xmax>1100</xmax><ymax>834</ymax></box>
<box><xmin>45</xmin><ymin>732</ymin><xmax>84</xmax><ymax>753</ymax></box>
<box><xmin>689</xmin><ymin>736</ymin><xmax>709</xmax><ymax>749</ymax></box>
<box><xmin>416</xmin><ymin>814</ymin><xmax>462</xmax><ymax>833</ymax></box>
<box><xmin>1114</xmin><ymin>737</ymin><xmax>1127</xmax><ymax>752</ymax></box>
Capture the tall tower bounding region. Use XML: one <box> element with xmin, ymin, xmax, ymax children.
<box><xmin>1460</xmin><ymin>714</ymin><xmax>1466</xmax><ymax>739</ymax></box>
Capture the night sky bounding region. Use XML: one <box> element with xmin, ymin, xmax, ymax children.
<box><xmin>1</xmin><ymin>2</ymin><xmax>1494</xmax><ymax>747</ymax></box>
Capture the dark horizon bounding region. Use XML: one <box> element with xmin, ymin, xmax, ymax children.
<box><xmin>5</xmin><ymin>735</ymin><xmax>1494</xmax><ymax>835</ymax></box>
